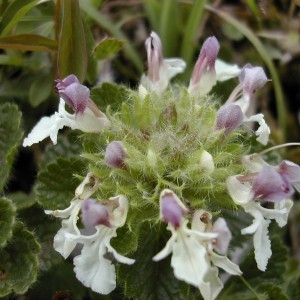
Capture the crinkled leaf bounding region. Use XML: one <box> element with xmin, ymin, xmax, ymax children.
<box><xmin>93</xmin><ymin>37</ymin><xmax>125</xmax><ymax>60</ymax></box>
<box><xmin>39</xmin><ymin>132</ymin><xmax>82</xmax><ymax>169</ymax></box>
<box><xmin>35</xmin><ymin>157</ymin><xmax>86</xmax><ymax>210</ymax></box>
<box><xmin>0</xmin><ymin>103</ymin><xmax>23</xmax><ymax>191</ymax></box>
<box><xmin>0</xmin><ymin>34</ymin><xmax>57</xmax><ymax>51</ymax></box>
<box><xmin>0</xmin><ymin>222</ymin><xmax>40</xmax><ymax>296</ymax></box>
<box><xmin>91</xmin><ymin>82</ymin><xmax>129</xmax><ymax>112</ymax></box>
<box><xmin>119</xmin><ymin>223</ymin><xmax>194</xmax><ymax>300</ymax></box>
<box><xmin>57</xmin><ymin>0</ymin><xmax>88</xmax><ymax>82</ymax></box>
<box><xmin>0</xmin><ymin>0</ymin><xmax>39</xmax><ymax>36</ymax></box>
<box><xmin>0</xmin><ymin>198</ymin><xmax>16</xmax><ymax>247</ymax></box>
<box><xmin>9</xmin><ymin>192</ymin><xmax>36</xmax><ymax>211</ymax></box>
<box><xmin>257</xmin><ymin>283</ymin><xmax>288</xmax><ymax>300</ymax></box>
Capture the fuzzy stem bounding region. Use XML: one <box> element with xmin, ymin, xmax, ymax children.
<box><xmin>239</xmin><ymin>276</ymin><xmax>264</xmax><ymax>300</ymax></box>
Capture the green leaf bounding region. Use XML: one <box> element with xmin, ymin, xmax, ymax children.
<box><xmin>0</xmin><ymin>198</ymin><xmax>16</xmax><ymax>247</ymax></box>
<box><xmin>91</xmin><ymin>82</ymin><xmax>129</xmax><ymax>112</ymax></box>
<box><xmin>93</xmin><ymin>37</ymin><xmax>125</xmax><ymax>60</ymax></box>
<box><xmin>9</xmin><ymin>191</ymin><xmax>36</xmax><ymax>211</ymax></box>
<box><xmin>0</xmin><ymin>0</ymin><xmax>39</xmax><ymax>36</ymax></box>
<box><xmin>0</xmin><ymin>222</ymin><xmax>40</xmax><ymax>296</ymax></box>
<box><xmin>0</xmin><ymin>103</ymin><xmax>23</xmax><ymax>191</ymax></box>
<box><xmin>57</xmin><ymin>0</ymin><xmax>88</xmax><ymax>82</ymax></box>
<box><xmin>35</xmin><ymin>157</ymin><xmax>86</xmax><ymax>210</ymax></box>
<box><xmin>0</xmin><ymin>34</ymin><xmax>57</xmax><ymax>51</ymax></box>
<box><xmin>119</xmin><ymin>223</ymin><xmax>192</xmax><ymax>299</ymax></box>
<box><xmin>29</xmin><ymin>71</ymin><xmax>54</xmax><ymax>107</ymax></box>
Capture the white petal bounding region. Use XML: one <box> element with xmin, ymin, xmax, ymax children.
<box><xmin>273</xmin><ymin>199</ymin><xmax>293</xmax><ymax>227</ymax></box>
<box><xmin>241</xmin><ymin>154</ymin><xmax>266</xmax><ymax>173</ymax></box>
<box><xmin>244</xmin><ymin>113</ymin><xmax>270</xmax><ymax>145</ymax></box>
<box><xmin>199</xmin><ymin>266</ymin><xmax>224</xmax><ymax>300</ymax></box>
<box><xmin>171</xmin><ymin>228</ymin><xmax>209</xmax><ymax>286</ymax></box>
<box><xmin>226</xmin><ymin>176</ymin><xmax>253</xmax><ymax>205</ymax></box>
<box><xmin>210</xmin><ymin>252</ymin><xmax>242</xmax><ymax>275</ymax></box>
<box><xmin>23</xmin><ymin>113</ymin><xmax>67</xmax><ymax>146</ymax></box>
<box><xmin>75</xmin><ymin>108</ymin><xmax>111</xmax><ymax>132</ymax></box>
<box><xmin>53</xmin><ymin>228</ymin><xmax>78</xmax><ymax>259</ymax></box>
<box><xmin>215</xmin><ymin>59</ymin><xmax>241</xmax><ymax>82</ymax></box>
<box><xmin>74</xmin><ymin>237</ymin><xmax>116</xmax><ymax>295</ymax></box>
<box><xmin>164</xmin><ymin>58</ymin><xmax>186</xmax><ymax>79</ymax></box>
<box><xmin>153</xmin><ymin>227</ymin><xmax>177</xmax><ymax>261</ymax></box>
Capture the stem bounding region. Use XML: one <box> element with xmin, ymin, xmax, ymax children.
<box><xmin>239</xmin><ymin>276</ymin><xmax>264</xmax><ymax>300</ymax></box>
<box><xmin>258</xmin><ymin>143</ymin><xmax>300</xmax><ymax>156</ymax></box>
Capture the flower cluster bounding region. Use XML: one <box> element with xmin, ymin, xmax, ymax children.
<box><xmin>24</xmin><ymin>31</ymin><xmax>299</xmax><ymax>299</ymax></box>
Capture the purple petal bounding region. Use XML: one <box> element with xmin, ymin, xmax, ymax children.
<box><xmin>105</xmin><ymin>141</ymin><xmax>126</xmax><ymax>169</ymax></box>
<box><xmin>59</xmin><ymin>83</ymin><xmax>90</xmax><ymax>114</ymax></box>
<box><xmin>145</xmin><ymin>31</ymin><xmax>164</xmax><ymax>83</ymax></box>
<box><xmin>239</xmin><ymin>64</ymin><xmax>268</xmax><ymax>96</ymax></box>
<box><xmin>252</xmin><ymin>165</ymin><xmax>294</xmax><ymax>202</ymax></box>
<box><xmin>81</xmin><ymin>199</ymin><xmax>110</xmax><ymax>229</ymax></box>
<box><xmin>212</xmin><ymin>218</ymin><xmax>232</xmax><ymax>255</ymax></box>
<box><xmin>161</xmin><ymin>191</ymin><xmax>186</xmax><ymax>229</ymax></box>
<box><xmin>278</xmin><ymin>160</ymin><xmax>300</xmax><ymax>192</ymax></box>
<box><xmin>190</xmin><ymin>36</ymin><xmax>220</xmax><ymax>86</ymax></box>
<box><xmin>56</xmin><ymin>74</ymin><xmax>80</xmax><ymax>91</ymax></box>
<box><xmin>216</xmin><ymin>104</ymin><xmax>244</xmax><ymax>135</ymax></box>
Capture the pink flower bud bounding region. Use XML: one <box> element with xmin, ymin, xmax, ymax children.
<box><xmin>189</xmin><ymin>36</ymin><xmax>220</xmax><ymax>95</ymax></box>
<box><xmin>105</xmin><ymin>141</ymin><xmax>126</xmax><ymax>169</ymax></box>
<box><xmin>145</xmin><ymin>31</ymin><xmax>164</xmax><ymax>83</ymax></box>
<box><xmin>81</xmin><ymin>199</ymin><xmax>110</xmax><ymax>229</ymax></box>
<box><xmin>216</xmin><ymin>104</ymin><xmax>244</xmax><ymax>136</ymax></box>
<box><xmin>160</xmin><ymin>190</ymin><xmax>187</xmax><ymax>229</ymax></box>
<box><xmin>56</xmin><ymin>74</ymin><xmax>90</xmax><ymax>115</ymax></box>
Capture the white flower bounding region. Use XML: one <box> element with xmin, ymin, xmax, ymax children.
<box><xmin>45</xmin><ymin>174</ymin><xmax>133</xmax><ymax>295</ymax></box>
<box><xmin>153</xmin><ymin>190</ymin><xmax>241</xmax><ymax>300</ymax></box>
<box><xmin>23</xmin><ymin>99</ymin><xmax>110</xmax><ymax>146</ymax></box>
<box><xmin>227</xmin><ymin>176</ymin><xmax>293</xmax><ymax>271</ymax></box>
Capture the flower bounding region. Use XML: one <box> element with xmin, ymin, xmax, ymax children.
<box><xmin>153</xmin><ymin>190</ymin><xmax>241</xmax><ymax>300</ymax></box>
<box><xmin>45</xmin><ymin>174</ymin><xmax>134</xmax><ymax>294</ymax></box>
<box><xmin>104</xmin><ymin>141</ymin><xmax>126</xmax><ymax>169</ymax></box>
<box><xmin>23</xmin><ymin>75</ymin><xmax>111</xmax><ymax>147</ymax></box>
<box><xmin>227</xmin><ymin>174</ymin><xmax>293</xmax><ymax>271</ymax></box>
<box><xmin>217</xmin><ymin>65</ymin><xmax>270</xmax><ymax>144</ymax></box>
<box><xmin>139</xmin><ymin>31</ymin><xmax>186</xmax><ymax>96</ymax></box>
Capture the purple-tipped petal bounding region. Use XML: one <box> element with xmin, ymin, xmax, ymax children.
<box><xmin>160</xmin><ymin>190</ymin><xmax>187</xmax><ymax>229</ymax></box>
<box><xmin>190</xmin><ymin>36</ymin><xmax>220</xmax><ymax>86</ymax></box>
<box><xmin>239</xmin><ymin>65</ymin><xmax>268</xmax><ymax>96</ymax></box>
<box><xmin>59</xmin><ymin>83</ymin><xmax>90</xmax><ymax>114</ymax></box>
<box><xmin>278</xmin><ymin>160</ymin><xmax>300</xmax><ymax>192</ymax></box>
<box><xmin>56</xmin><ymin>74</ymin><xmax>80</xmax><ymax>91</ymax></box>
<box><xmin>105</xmin><ymin>141</ymin><xmax>126</xmax><ymax>169</ymax></box>
<box><xmin>81</xmin><ymin>199</ymin><xmax>110</xmax><ymax>229</ymax></box>
<box><xmin>252</xmin><ymin>165</ymin><xmax>294</xmax><ymax>202</ymax></box>
<box><xmin>216</xmin><ymin>104</ymin><xmax>244</xmax><ymax>136</ymax></box>
<box><xmin>145</xmin><ymin>31</ymin><xmax>164</xmax><ymax>83</ymax></box>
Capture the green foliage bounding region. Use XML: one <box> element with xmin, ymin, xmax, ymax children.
<box><xmin>0</xmin><ymin>103</ymin><xmax>23</xmax><ymax>191</ymax></box>
<box><xmin>57</xmin><ymin>0</ymin><xmax>88</xmax><ymax>81</ymax></box>
<box><xmin>0</xmin><ymin>221</ymin><xmax>40</xmax><ymax>296</ymax></box>
<box><xmin>0</xmin><ymin>198</ymin><xmax>16</xmax><ymax>247</ymax></box>
<box><xmin>35</xmin><ymin>156</ymin><xmax>86</xmax><ymax>210</ymax></box>
<box><xmin>93</xmin><ymin>37</ymin><xmax>125</xmax><ymax>60</ymax></box>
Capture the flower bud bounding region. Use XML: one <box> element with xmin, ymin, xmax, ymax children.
<box><xmin>105</xmin><ymin>141</ymin><xmax>126</xmax><ymax>169</ymax></box>
<box><xmin>160</xmin><ymin>189</ymin><xmax>188</xmax><ymax>229</ymax></box>
<box><xmin>81</xmin><ymin>199</ymin><xmax>110</xmax><ymax>229</ymax></box>
<box><xmin>216</xmin><ymin>104</ymin><xmax>244</xmax><ymax>136</ymax></box>
<box><xmin>199</xmin><ymin>150</ymin><xmax>215</xmax><ymax>175</ymax></box>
